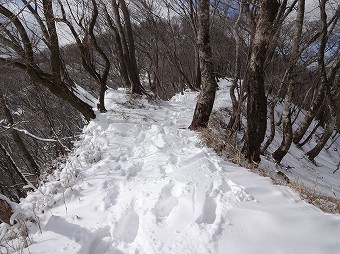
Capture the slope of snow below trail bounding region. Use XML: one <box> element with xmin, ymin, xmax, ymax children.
<box><xmin>2</xmin><ymin>84</ymin><xmax>340</xmax><ymax>254</ymax></box>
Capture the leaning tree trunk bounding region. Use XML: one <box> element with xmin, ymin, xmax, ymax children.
<box><xmin>298</xmin><ymin>120</ymin><xmax>322</xmax><ymax>147</ymax></box>
<box><xmin>273</xmin><ymin>0</ymin><xmax>305</xmax><ymax>163</ymax></box>
<box><xmin>243</xmin><ymin>0</ymin><xmax>280</xmax><ymax>163</ymax></box>
<box><xmin>0</xmin><ymin>4</ymin><xmax>96</xmax><ymax>121</ymax></box>
<box><xmin>0</xmin><ymin>143</ymin><xmax>32</xmax><ymax>195</ymax></box>
<box><xmin>189</xmin><ymin>0</ymin><xmax>217</xmax><ymax>130</ymax></box>
<box><xmin>306</xmin><ymin>0</ymin><xmax>340</xmax><ymax>161</ymax></box>
<box><xmin>1</xmin><ymin>97</ymin><xmax>40</xmax><ymax>180</ymax></box>
<box><xmin>293</xmin><ymin>87</ymin><xmax>325</xmax><ymax>144</ymax></box>
<box><xmin>306</xmin><ymin>114</ymin><xmax>336</xmax><ymax>161</ymax></box>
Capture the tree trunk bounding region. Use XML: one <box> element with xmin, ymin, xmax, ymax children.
<box><xmin>293</xmin><ymin>88</ymin><xmax>324</xmax><ymax>144</ymax></box>
<box><xmin>306</xmin><ymin>0</ymin><xmax>339</xmax><ymax>161</ymax></box>
<box><xmin>261</xmin><ymin>98</ymin><xmax>278</xmax><ymax>154</ymax></box>
<box><xmin>306</xmin><ymin>114</ymin><xmax>336</xmax><ymax>161</ymax></box>
<box><xmin>228</xmin><ymin>0</ymin><xmax>244</xmax><ymax>133</ymax></box>
<box><xmin>111</xmin><ymin>0</ymin><xmax>146</xmax><ymax>95</ymax></box>
<box><xmin>189</xmin><ymin>0</ymin><xmax>217</xmax><ymax>130</ymax></box>
<box><xmin>1</xmin><ymin>97</ymin><xmax>40</xmax><ymax>179</ymax></box>
<box><xmin>273</xmin><ymin>0</ymin><xmax>305</xmax><ymax>163</ymax></box>
<box><xmin>243</xmin><ymin>0</ymin><xmax>280</xmax><ymax>163</ymax></box>
<box><xmin>0</xmin><ymin>4</ymin><xmax>96</xmax><ymax>121</ymax></box>
<box><xmin>0</xmin><ymin>143</ymin><xmax>32</xmax><ymax>192</ymax></box>
<box><xmin>0</xmin><ymin>196</ymin><xmax>13</xmax><ymax>225</ymax></box>
<box><xmin>104</xmin><ymin>8</ymin><xmax>131</xmax><ymax>88</ymax></box>
<box><xmin>298</xmin><ymin>120</ymin><xmax>322</xmax><ymax>147</ymax></box>
<box><xmin>194</xmin><ymin>48</ymin><xmax>202</xmax><ymax>89</ymax></box>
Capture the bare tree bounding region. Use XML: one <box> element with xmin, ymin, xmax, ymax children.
<box><xmin>1</xmin><ymin>95</ymin><xmax>40</xmax><ymax>180</ymax></box>
<box><xmin>306</xmin><ymin>0</ymin><xmax>340</xmax><ymax>161</ymax></box>
<box><xmin>293</xmin><ymin>3</ymin><xmax>340</xmax><ymax>148</ymax></box>
<box><xmin>110</xmin><ymin>0</ymin><xmax>146</xmax><ymax>94</ymax></box>
<box><xmin>58</xmin><ymin>0</ymin><xmax>110</xmax><ymax>113</ymax></box>
<box><xmin>163</xmin><ymin>0</ymin><xmax>201</xmax><ymax>90</ymax></box>
<box><xmin>0</xmin><ymin>2</ymin><xmax>96</xmax><ymax>120</ymax></box>
<box><xmin>272</xmin><ymin>0</ymin><xmax>305</xmax><ymax>163</ymax></box>
<box><xmin>189</xmin><ymin>0</ymin><xmax>217</xmax><ymax>129</ymax></box>
<box><xmin>242</xmin><ymin>0</ymin><xmax>280</xmax><ymax>163</ymax></box>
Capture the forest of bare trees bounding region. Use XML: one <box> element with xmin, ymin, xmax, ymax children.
<box><xmin>0</xmin><ymin>0</ymin><xmax>339</xmax><ymax>210</ymax></box>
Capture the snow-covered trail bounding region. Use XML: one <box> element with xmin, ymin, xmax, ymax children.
<box><xmin>13</xmin><ymin>88</ymin><xmax>340</xmax><ymax>254</ymax></box>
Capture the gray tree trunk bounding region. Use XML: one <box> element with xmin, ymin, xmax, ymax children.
<box><xmin>189</xmin><ymin>0</ymin><xmax>217</xmax><ymax>130</ymax></box>
<box><xmin>111</xmin><ymin>0</ymin><xmax>146</xmax><ymax>95</ymax></box>
<box><xmin>273</xmin><ymin>0</ymin><xmax>305</xmax><ymax>163</ymax></box>
<box><xmin>243</xmin><ymin>0</ymin><xmax>280</xmax><ymax>163</ymax></box>
<box><xmin>306</xmin><ymin>0</ymin><xmax>340</xmax><ymax>160</ymax></box>
<box><xmin>293</xmin><ymin>88</ymin><xmax>325</xmax><ymax>144</ymax></box>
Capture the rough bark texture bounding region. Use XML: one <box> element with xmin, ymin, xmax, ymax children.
<box><xmin>243</xmin><ymin>0</ymin><xmax>280</xmax><ymax>163</ymax></box>
<box><xmin>189</xmin><ymin>0</ymin><xmax>217</xmax><ymax>130</ymax></box>
<box><xmin>0</xmin><ymin>199</ymin><xmax>13</xmax><ymax>225</ymax></box>
<box><xmin>273</xmin><ymin>0</ymin><xmax>305</xmax><ymax>163</ymax></box>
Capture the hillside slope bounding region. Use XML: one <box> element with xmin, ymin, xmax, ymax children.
<box><xmin>1</xmin><ymin>81</ymin><xmax>339</xmax><ymax>254</ymax></box>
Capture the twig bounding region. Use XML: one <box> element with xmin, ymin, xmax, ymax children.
<box><xmin>333</xmin><ymin>162</ymin><xmax>340</xmax><ymax>174</ymax></box>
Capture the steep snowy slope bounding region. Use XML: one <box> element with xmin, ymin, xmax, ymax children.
<box><xmin>1</xmin><ymin>81</ymin><xmax>339</xmax><ymax>254</ymax></box>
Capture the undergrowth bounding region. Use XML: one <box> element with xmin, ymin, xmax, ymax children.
<box><xmin>199</xmin><ymin>109</ymin><xmax>340</xmax><ymax>214</ymax></box>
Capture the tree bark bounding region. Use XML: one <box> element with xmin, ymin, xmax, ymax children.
<box><xmin>293</xmin><ymin>88</ymin><xmax>325</xmax><ymax>144</ymax></box>
<box><xmin>243</xmin><ymin>0</ymin><xmax>280</xmax><ymax>163</ymax></box>
<box><xmin>261</xmin><ymin>98</ymin><xmax>278</xmax><ymax>154</ymax></box>
<box><xmin>189</xmin><ymin>0</ymin><xmax>217</xmax><ymax>130</ymax></box>
<box><xmin>306</xmin><ymin>115</ymin><xmax>336</xmax><ymax>161</ymax></box>
<box><xmin>0</xmin><ymin>4</ymin><xmax>96</xmax><ymax>121</ymax></box>
<box><xmin>0</xmin><ymin>143</ymin><xmax>31</xmax><ymax>192</ymax></box>
<box><xmin>1</xmin><ymin>97</ymin><xmax>40</xmax><ymax>179</ymax></box>
<box><xmin>0</xmin><ymin>197</ymin><xmax>13</xmax><ymax>225</ymax></box>
<box><xmin>273</xmin><ymin>0</ymin><xmax>305</xmax><ymax>163</ymax></box>
<box><xmin>111</xmin><ymin>0</ymin><xmax>146</xmax><ymax>95</ymax></box>
<box><xmin>306</xmin><ymin>0</ymin><xmax>340</xmax><ymax>160</ymax></box>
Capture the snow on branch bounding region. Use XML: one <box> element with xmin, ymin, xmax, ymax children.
<box><xmin>0</xmin><ymin>125</ymin><xmax>71</xmax><ymax>152</ymax></box>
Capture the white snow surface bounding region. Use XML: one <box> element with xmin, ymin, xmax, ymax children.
<box><xmin>1</xmin><ymin>80</ymin><xmax>340</xmax><ymax>254</ymax></box>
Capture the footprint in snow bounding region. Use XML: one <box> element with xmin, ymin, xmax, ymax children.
<box><xmin>154</xmin><ymin>180</ymin><xmax>182</xmax><ymax>222</ymax></box>
<box><xmin>102</xmin><ymin>183</ymin><xmax>120</xmax><ymax>210</ymax></box>
<box><xmin>195</xmin><ymin>179</ymin><xmax>233</xmax><ymax>225</ymax></box>
<box><xmin>111</xmin><ymin>208</ymin><xmax>139</xmax><ymax>244</ymax></box>
<box><xmin>195</xmin><ymin>183</ymin><xmax>218</xmax><ymax>225</ymax></box>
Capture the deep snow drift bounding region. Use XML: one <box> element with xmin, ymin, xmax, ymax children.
<box><xmin>1</xmin><ymin>80</ymin><xmax>340</xmax><ymax>254</ymax></box>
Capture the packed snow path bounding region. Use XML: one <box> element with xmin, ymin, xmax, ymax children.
<box><xmin>13</xmin><ymin>88</ymin><xmax>340</xmax><ymax>254</ymax></box>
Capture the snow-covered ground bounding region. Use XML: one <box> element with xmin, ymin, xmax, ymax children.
<box><xmin>1</xmin><ymin>80</ymin><xmax>340</xmax><ymax>254</ymax></box>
